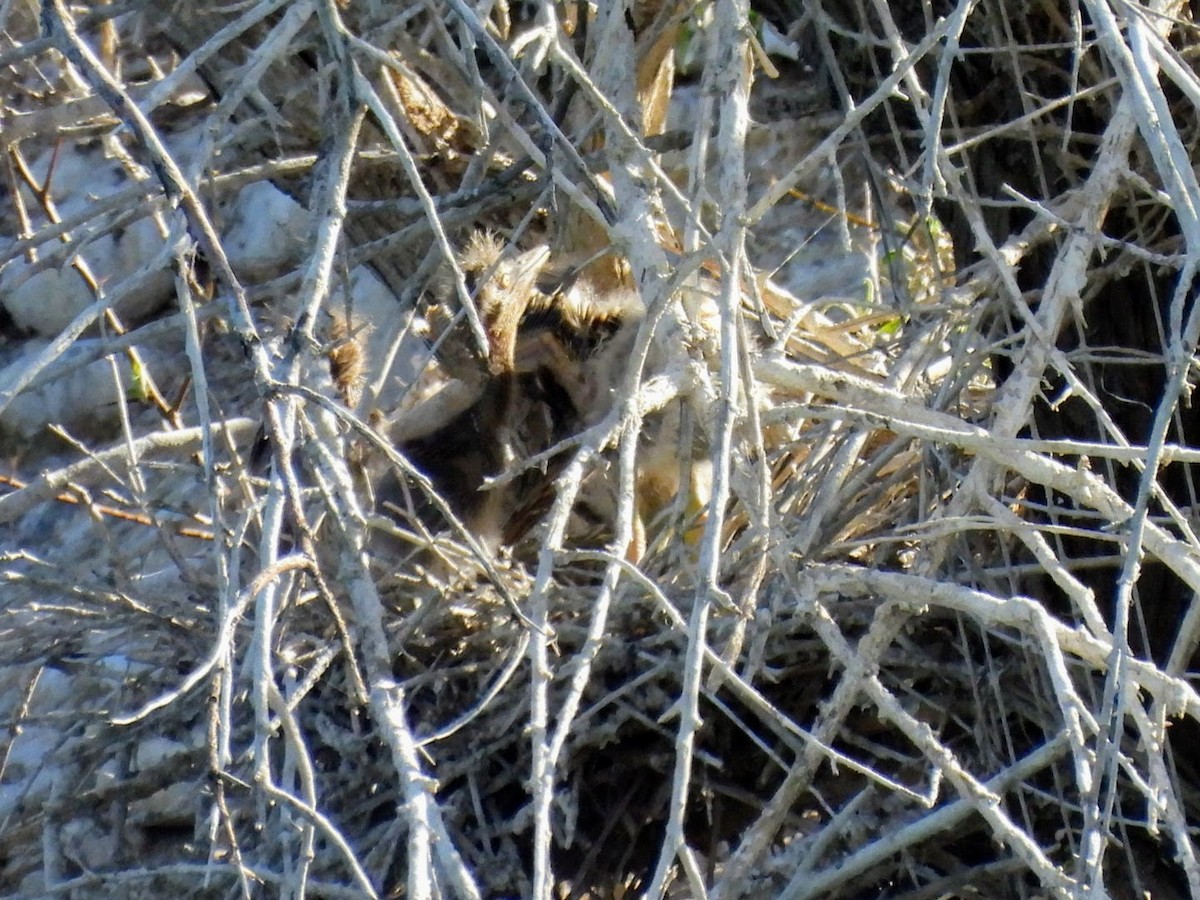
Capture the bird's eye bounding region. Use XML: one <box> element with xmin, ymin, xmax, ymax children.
<box><xmin>496</xmin><ymin>273</ymin><xmax>511</xmax><ymax>290</ymax></box>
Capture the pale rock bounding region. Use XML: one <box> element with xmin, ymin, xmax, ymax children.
<box><xmin>0</xmin><ymin>146</ymin><xmax>173</xmax><ymax>335</ymax></box>
<box><xmin>222</xmin><ymin>180</ymin><xmax>311</xmax><ymax>280</ymax></box>
<box><xmin>128</xmin><ymin>781</ymin><xmax>197</xmax><ymax>828</ymax></box>
<box><xmin>0</xmin><ymin>339</ymin><xmax>166</xmax><ymax>441</ymax></box>
<box><xmin>61</xmin><ymin>818</ymin><xmax>119</xmax><ymax>871</ymax></box>
<box><xmin>135</xmin><ymin>736</ymin><xmax>189</xmax><ymax>771</ymax></box>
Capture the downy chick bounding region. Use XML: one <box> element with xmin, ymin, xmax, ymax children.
<box><xmin>385</xmin><ymin>236</ymin><xmax>652</xmax><ymax>556</ymax></box>
<box><xmin>394</xmin><ymin>233</ymin><xmax>551</xmax><ymax>552</ymax></box>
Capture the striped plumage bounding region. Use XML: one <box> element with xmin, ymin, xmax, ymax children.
<box><xmin>391</xmin><ymin>233</ymin><xmax>642</xmax><ymax>552</ymax></box>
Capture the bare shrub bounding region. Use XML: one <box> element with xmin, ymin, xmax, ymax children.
<box><xmin>2</xmin><ymin>1</ymin><xmax>1199</xmax><ymax>897</ymax></box>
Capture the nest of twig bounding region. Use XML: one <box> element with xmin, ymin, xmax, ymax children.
<box><xmin>3</xmin><ymin>1</ymin><xmax>1200</xmax><ymax>898</ymax></box>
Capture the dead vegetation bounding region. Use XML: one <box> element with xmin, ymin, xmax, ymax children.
<box><xmin>2</xmin><ymin>1</ymin><xmax>1200</xmax><ymax>897</ymax></box>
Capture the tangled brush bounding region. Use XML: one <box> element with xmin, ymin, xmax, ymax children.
<box><xmin>3</xmin><ymin>1</ymin><xmax>1200</xmax><ymax>898</ymax></box>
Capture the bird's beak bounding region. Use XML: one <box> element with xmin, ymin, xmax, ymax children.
<box><xmin>511</xmin><ymin>245</ymin><xmax>551</xmax><ymax>295</ymax></box>
<box><xmin>482</xmin><ymin>244</ymin><xmax>552</xmax><ymax>376</ymax></box>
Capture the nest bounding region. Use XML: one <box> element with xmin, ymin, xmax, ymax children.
<box><xmin>2</xmin><ymin>1</ymin><xmax>1200</xmax><ymax>897</ymax></box>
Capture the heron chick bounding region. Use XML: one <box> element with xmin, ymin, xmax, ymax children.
<box><xmin>386</xmin><ymin>232</ymin><xmax>648</xmax><ymax>556</ymax></box>
<box><xmin>392</xmin><ymin>232</ymin><xmax>553</xmax><ymax>552</ymax></box>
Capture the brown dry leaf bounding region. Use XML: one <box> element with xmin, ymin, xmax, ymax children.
<box><xmin>385</xmin><ymin>62</ymin><xmax>479</xmax><ymax>154</ymax></box>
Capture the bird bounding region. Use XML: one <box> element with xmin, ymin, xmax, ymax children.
<box><xmin>516</xmin><ymin>269</ymin><xmax>644</xmax><ymax>425</ymax></box>
<box><xmin>382</xmin><ymin>233</ymin><xmax>647</xmax><ymax>555</ymax></box>
<box><xmin>381</xmin><ymin>232</ymin><xmax>547</xmax><ymax>551</ymax></box>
